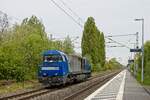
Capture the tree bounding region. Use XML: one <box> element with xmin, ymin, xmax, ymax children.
<box><xmin>0</xmin><ymin>11</ymin><xmax>9</xmax><ymax>41</ymax></box>
<box><xmin>63</xmin><ymin>35</ymin><xmax>74</xmax><ymax>54</ymax></box>
<box><xmin>0</xmin><ymin>15</ymin><xmax>50</xmax><ymax>81</ymax></box>
<box><xmin>135</xmin><ymin>41</ymin><xmax>150</xmax><ymax>85</ymax></box>
<box><xmin>143</xmin><ymin>41</ymin><xmax>150</xmax><ymax>84</ymax></box>
<box><xmin>0</xmin><ymin>14</ymin><xmax>75</xmax><ymax>81</ymax></box>
<box><xmin>99</xmin><ymin>32</ymin><xmax>105</xmax><ymax>67</ymax></box>
<box><xmin>82</xmin><ymin>17</ymin><xmax>99</xmax><ymax>64</ymax></box>
<box><xmin>105</xmin><ymin>58</ymin><xmax>122</xmax><ymax>70</ymax></box>
<box><xmin>81</xmin><ymin>17</ymin><xmax>106</xmax><ymax>69</ymax></box>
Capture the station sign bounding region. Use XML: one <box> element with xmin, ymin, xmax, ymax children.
<box><xmin>128</xmin><ymin>59</ymin><xmax>134</xmax><ymax>63</ymax></box>
<box><xmin>130</xmin><ymin>48</ymin><xmax>142</xmax><ymax>52</ymax></box>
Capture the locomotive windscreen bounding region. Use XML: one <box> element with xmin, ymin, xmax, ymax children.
<box><xmin>43</xmin><ymin>55</ymin><xmax>63</xmax><ymax>62</ymax></box>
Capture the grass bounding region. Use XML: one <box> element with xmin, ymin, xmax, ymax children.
<box><xmin>92</xmin><ymin>68</ymin><xmax>120</xmax><ymax>76</ymax></box>
<box><xmin>133</xmin><ymin>71</ymin><xmax>150</xmax><ymax>86</ymax></box>
<box><xmin>0</xmin><ymin>68</ymin><xmax>121</xmax><ymax>95</ymax></box>
<box><xmin>0</xmin><ymin>80</ymin><xmax>40</xmax><ymax>95</ymax></box>
<box><xmin>143</xmin><ymin>75</ymin><xmax>150</xmax><ymax>85</ymax></box>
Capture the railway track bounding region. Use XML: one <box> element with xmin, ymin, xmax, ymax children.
<box><xmin>0</xmin><ymin>70</ymin><xmax>121</xmax><ymax>100</ymax></box>
<box><xmin>0</xmin><ymin>87</ymin><xmax>55</xmax><ymax>100</ymax></box>
<box><xmin>63</xmin><ymin>71</ymin><xmax>120</xmax><ymax>100</ymax></box>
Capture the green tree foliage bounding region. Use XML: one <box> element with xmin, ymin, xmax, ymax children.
<box><xmin>99</xmin><ymin>32</ymin><xmax>105</xmax><ymax>67</ymax></box>
<box><xmin>0</xmin><ymin>15</ymin><xmax>48</xmax><ymax>81</ymax></box>
<box><xmin>63</xmin><ymin>35</ymin><xmax>74</xmax><ymax>54</ymax></box>
<box><xmin>0</xmin><ymin>12</ymin><xmax>9</xmax><ymax>42</ymax></box>
<box><xmin>81</xmin><ymin>17</ymin><xmax>105</xmax><ymax>71</ymax></box>
<box><xmin>136</xmin><ymin>41</ymin><xmax>150</xmax><ymax>84</ymax></box>
<box><xmin>105</xmin><ymin>58</ymin><xmax>122</xmax><ymax>70</ymax></box>
<box><xmin>0</xmin><ymin>15</ymin><xmax>74</xmax><ymax>81</ymax></box>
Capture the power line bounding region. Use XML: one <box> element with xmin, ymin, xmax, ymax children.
<box><xmin>59</xmin><ymin>0</ymin><xmax>84</xmax><ymax>23</ymax></box>
<box><xmin>106</xmin><ymin>45</ymin><xmax>125</xmax><ymax>48</ymax></box>
<box><xmin>106</xmin><ymin>37</ymin><xmax>131</xmax><ymax>49</ymax></box>
<box><xmin>105</xmin><ymin>33</ymin><xmax>137</xmax><ymax>38</ymax></box>
<box><xmin>50</xmin><ymin>0</ymin><xmax>83</xmax><ymax>28</ymax></box>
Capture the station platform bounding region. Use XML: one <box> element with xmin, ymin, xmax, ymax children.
<box><xmin>84</xmin><ymin>70</ymin><xmax>150</xmax><ymax>100</ymax></box>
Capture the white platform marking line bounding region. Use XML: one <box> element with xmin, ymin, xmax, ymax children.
<box><xmin>84</xmin><ymin>70</ymin><xmax>126</xmax><ymax>100</ymax></box>
<box><xmin>116</xmin><ymin>70</ymin><xmax>126</xmax><ymax>100</ymax></box>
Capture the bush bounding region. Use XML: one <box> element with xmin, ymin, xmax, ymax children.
<box><xmin>0</xmin><ymin>15</ymin><xmax>74</xmax><ymax>82</ymax></box>
<box><xmin>135</xmin><ymin>41</ymin><xmax>150</xmax><ymax>85</ymax></box>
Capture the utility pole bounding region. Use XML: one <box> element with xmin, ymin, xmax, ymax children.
<box><xmin>50</xmin><ymin>34</ymin><xmax>53</xmax><ymax>40</ymax></box>
<box><xmin>133</xmin><ymin>32</ymin><xmax>139</xmax><ymax>77</ymax></box>
<box><xmin>105</xmin><ymin>33</ymin><xmax>139</xmax><ymax>73</ymax></box>
<box><xmin>135</xmin><ymin>18</ymin><xmax>144</xmax><ymax>83</ymax></box>
<box><xmin>133</xmin><ymin>43</ymin><xmax>136</xmax><ymax>77</ymax></box>
<box><xmin>141</xmin><ymin>19</ymin><xmax>144</xmax><ymax>83</ymax></box>
<box><xmin>135</xmin><ymin>32</ymin><xmax>139</xmax><ymax>77</ymax></box>
<box><xmin>136</xmin><ymin>32</ymin><xmax>139</xmax><ymax>49</ymax></box>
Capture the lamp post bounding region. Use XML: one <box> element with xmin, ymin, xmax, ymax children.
<box><xmin>134</xmin><ymin>18</ymin><xmax>144</xmax><ymax>83</ymax></box>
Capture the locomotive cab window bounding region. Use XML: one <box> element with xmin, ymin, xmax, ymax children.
<box><xmin>44</xmin><ymin>55</ymin><xmax>63</xmax><ymax>62</ymax></box>
<box><xmin>62</xmin><ymin>55</ymin><xmax>66</xmax><ymax>62</ymax></box>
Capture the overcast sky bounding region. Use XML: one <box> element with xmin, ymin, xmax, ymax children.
<box><xmin>0</xmin><ymin>0</ymin><xmax>150</xmax><ymax>65</ymax></box>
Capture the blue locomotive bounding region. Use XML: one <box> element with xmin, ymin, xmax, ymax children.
<box><xmin>38</xmin><ymin>50</ymin><xmax>91</xmax><ymax>86</ymax></box>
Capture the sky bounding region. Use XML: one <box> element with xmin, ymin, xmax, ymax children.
<box><xmin>0</xmin><ymin>0</ymin><xmax>150</xmax><ymax>65</ymax></box>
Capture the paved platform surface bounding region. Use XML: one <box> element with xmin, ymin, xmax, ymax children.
<box><xmin>84</xmin><ymin>70</ymin><xmax>150</xmax><ymax>100</ymax></box>
<box><xmin>123</xmin><ymin>71</ymin><xmax>150</xmax><ymax>100</ymax></box>
<box><xmin>143</xmin><ymin>86</ymin><xmax>150</xmax><ymax>95</ymax></box>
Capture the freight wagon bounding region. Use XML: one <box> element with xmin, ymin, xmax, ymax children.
<box><xmin>38</xmin><ymin>50</ymin><xmax>91</xmax><ymax>86</ymax></box>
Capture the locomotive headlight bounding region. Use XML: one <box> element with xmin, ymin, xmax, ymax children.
<box><xmin>55</xmin><ymin>73</ymin><xmax>58</xmax><ymax>76</ymax></box>
<box><xmin>43</xmin><ymin>73</ymin><xmax>47</xmax><ymax>76</ymax></box>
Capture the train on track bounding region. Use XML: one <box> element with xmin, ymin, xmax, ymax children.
<box><xmin>38</xmin><ymin>50</ymin><xmax>91</xmax><ymax>86</ymax></box>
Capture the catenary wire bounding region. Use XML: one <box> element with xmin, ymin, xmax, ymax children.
<box><xmin>50</xmin><ymin>0</ymin><xmax>83</xmax><ymax>28</ymax></box>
